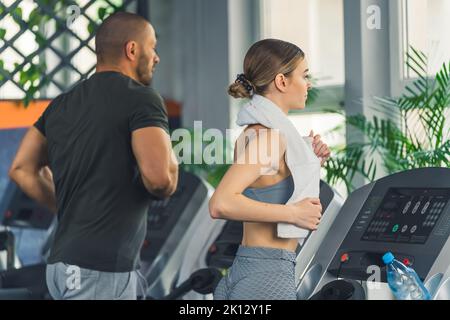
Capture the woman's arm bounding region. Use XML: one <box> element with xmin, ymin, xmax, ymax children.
<box><xmin>209</xmin><ymin>127</ymin><xmax>322</xmax><ymax>230</ymax></box>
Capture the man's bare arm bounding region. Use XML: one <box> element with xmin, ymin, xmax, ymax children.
<box><xmin>132</xmin><ymin>127</ymin><xmax>178</xmax><ymax>198</ymax></box>
<box><xmin>9</xmin><ymin>127</ymin><xmax>57</xmax><ymax>213</ymax></box>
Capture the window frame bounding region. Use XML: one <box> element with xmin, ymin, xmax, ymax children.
<box><xmin>389</xmin><ymin>0</ymin><xmax>411</xmax><ymax>97</ymax></box>
<box><xmin>389</xmin><ymin>0</ymin><xmax>446</xmax><ymax>98</ymax></box>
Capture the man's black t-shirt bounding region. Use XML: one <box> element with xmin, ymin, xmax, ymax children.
<box><xmin>34</xmin><ymin>71</ymin><xmax>169</xmax><ymax>272</ymax></box>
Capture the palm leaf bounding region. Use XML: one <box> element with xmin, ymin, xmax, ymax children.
<box><xmin>324</xmin><ymin>47</ymin><xmax>449</xmax><ymax>190</ymax></box>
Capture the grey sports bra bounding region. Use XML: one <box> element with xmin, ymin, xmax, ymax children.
<box><xmin>242</xmin><ymin>175</ymin><xmax>294</xmax><ymax>204</ymax></box>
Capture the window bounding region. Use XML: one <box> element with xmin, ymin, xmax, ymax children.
<box><xmin>0</xmin><ymin>0</ymin><xmax>39</xmax><ymax>99</ymax></box>
<box><xmin>261</xmin><ymin>0</ymin><xmax>345</xmax><ymax>87</ymax></box>
<box><xmin>0</xmin><ymin>0</ymin><xmax>132</xmax><ymax>101</ymax></box>
<box><xmin>402</xmin><ymin>0</ymin><xmax>450</xmax><ymax>79</ymax></box>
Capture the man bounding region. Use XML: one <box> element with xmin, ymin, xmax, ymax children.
<box><xmin>8</xmin><ymin>12</ymin><xmax>178</xmax><ymax>300</ymax></box>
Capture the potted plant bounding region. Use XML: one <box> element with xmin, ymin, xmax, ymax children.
<box><xmin>324</xmin><ymin>48</ymin><xmax>450</xmax><ymax>193</ymax></box>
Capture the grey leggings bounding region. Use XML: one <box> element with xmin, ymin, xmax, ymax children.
<box><xmin>214</xmin><ymin>246</ymin><xmax>297</xmax><ymax>300</ymax></box>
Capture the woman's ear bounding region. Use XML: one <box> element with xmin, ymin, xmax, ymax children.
<box><xmin>273</xmin><ymin>73</ymin><xmax>288</xmax><ymax>93</ymax></box>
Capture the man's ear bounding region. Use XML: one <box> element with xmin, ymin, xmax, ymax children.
<box><xmin>273</xmin><ymin>73</ymin><xmax>288</xmax><ymax>93</ymax></box>
<box><xmin>125</xmin><ymin>41</ymin><xmax>138</xmax><ymax>61</ymax></box>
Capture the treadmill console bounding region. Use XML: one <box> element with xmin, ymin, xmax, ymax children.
<box><xmin>361</xmin><ymin>188</ymin><xmax>450</xmax><ymax>244</ymax></box>
<box><xmin>328</xmin><ymin>184</ymin><xmax>450</xmax><ymax>282</ymax></box>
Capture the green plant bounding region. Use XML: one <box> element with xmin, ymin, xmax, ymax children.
<box><xmin>0</xmin><ymin>0</ymin><xmax>125</xmax><ymax>106</ymax></box>
<box><xmin>324</xmin><ymin>47</ymin><xmax>450</xmax><ymax>193</ymax></box>
<box><xmin>305</xmin><ymin>83</ymin><xmax>319</xmax><ymax>107</ymax></box>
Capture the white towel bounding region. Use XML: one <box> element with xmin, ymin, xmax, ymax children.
<box><xmin>236</xmin><ymin>94</ymin><xmax>321</xmax><ymax>240</ymax></box>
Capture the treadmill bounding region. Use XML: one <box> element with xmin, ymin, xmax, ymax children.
<box><xmin>0</xmin><ymin>170</ymin><xmax>219</xmax><ymax>299</ymax></box>
<box><xmin>140</xmin><ymin>170</ymin><xmax>220</xmax><ymax>299</ymax></box>
<box><xmin>0</xmin><ymin>180</ymin><xmax>56</xmax><ymax>270</ymax></box>
<box><xmin>0</xmin><ymin>182</ymin><xmax>56</xmax><ymax>299</ymax></box>
<box><xmin>297</xmin><ymin>167</ymin><xmax>450</xmax><ymax>300</ymax></box>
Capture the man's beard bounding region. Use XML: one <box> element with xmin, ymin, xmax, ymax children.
<box><xmin>136</xmin><ymin>55</ymin><xmax>152</xmax><ymax>85</ymax></box>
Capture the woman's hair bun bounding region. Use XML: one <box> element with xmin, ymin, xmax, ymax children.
<box><xmin>228</xmin><ymin>74</ymin><xmax>254</xmax><ymax>99</ymax></box>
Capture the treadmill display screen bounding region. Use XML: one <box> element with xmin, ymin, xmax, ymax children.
<box><xmin>361</xmin><ymin>188</ymin><xmax>450</xmax><ymax>244</ymax></box>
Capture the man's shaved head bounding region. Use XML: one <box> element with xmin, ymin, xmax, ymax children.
<box><xmin>96</xmin><ymin>12</ymin><xmax>150</xmax><ymax>63</ymax></box>
<box><xmin>95</xmin><ymin>12</ymin><xmax>160</xmax><ymax>85</ymax></box>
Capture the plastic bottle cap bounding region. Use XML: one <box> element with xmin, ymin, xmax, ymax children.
<box><xmin>382</xmin><ymin>252</ymin><xmax>394</xmax><ymax>264</ymax></box>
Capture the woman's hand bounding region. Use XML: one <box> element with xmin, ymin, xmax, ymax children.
<box><xmin>309</xmin><ymin>130</ymin><xmax>331</xmax><ymax>166</ymax></box>
<box><xmin>288</xmin><ymin>197</ymin><xmax>322</xmax><ymax>231</ymax></box>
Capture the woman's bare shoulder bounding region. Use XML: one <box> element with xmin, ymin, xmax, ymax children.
<box><xmin>234</xmin><ymin>125</ymin><xmax>286</xmax><ymax>162</ymax></box>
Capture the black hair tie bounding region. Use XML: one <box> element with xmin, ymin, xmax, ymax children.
<box><xmin>235</xmin><ymin>74</ymin><xmax>253</xmax><ymax>94</ymax></box>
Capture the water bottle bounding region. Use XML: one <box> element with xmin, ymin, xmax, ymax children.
<box><xmin>382</xmin><ymin>252</ymin><xmax>431</xmax><ymax>300</ymax></box>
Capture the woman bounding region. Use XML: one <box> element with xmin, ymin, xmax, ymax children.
<box><xmin>209</xmin><ymin>39</ymin><xmax>331</xmax><ymax>300</ymax></box>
